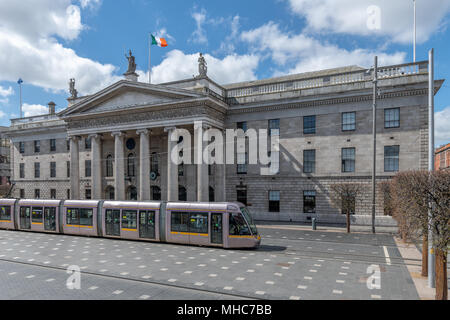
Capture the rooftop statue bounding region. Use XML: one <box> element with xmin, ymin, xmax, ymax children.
<box><xmin>125</xmin><ymin>50</ymin><xmax>137</xmax><ymax>74</ymax></box>
<box><xmin>69</xmin><ymin>78</ymin><xmax>78</xmax><ymax>99</ymax></box>
<box><xmin>198</xmin><ymin>53</ymin><xmax>207</xmax><ymax>77</ymax></box>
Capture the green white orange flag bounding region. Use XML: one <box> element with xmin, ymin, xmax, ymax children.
<box><xmin>151</xmin><ymin>34</ymin><xmax>168</xmax><ymax>47</ymax></box>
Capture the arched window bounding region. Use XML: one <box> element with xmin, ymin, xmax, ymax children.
<box><xmin>106</xmin><ymin>155</ymin><xmax>113</xmax><ymax>177</ymax></box>
<box><xmin>105</xmin><ymin>186</ymin><xmax>115</xmax><ymax>200</ymax></box>
<box><xmin>151</xmin><ymin>186</ymin><xmax>161</xmax><ymax>200</ymax></box>
<box><xmin>209</xmin><ymin>186</ymin><xmax>215</xmax><ymax>202</ymax></box>
<box><xmin>179</xmin><ymin>186</ymin><xmax>187</xmax><ymax>202</ymax></box>
<box><xmin>151</xmin><ymin>152</ymin><xmax>159</xmax><ymax>174</ymax></box>
<box><xmin>127</xmin><ymin>153</ymin><xmax>136</xmax><ymax>177</ymax></box>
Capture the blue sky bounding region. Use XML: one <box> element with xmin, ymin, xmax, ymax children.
<box><xmin>0</xmin><ymin>0</ymin><xmax>449</xmax><ymax>145</ymax></box>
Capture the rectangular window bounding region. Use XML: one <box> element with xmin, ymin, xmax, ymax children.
<box><xmin>303</xmin><ymin>116</ymin><xmax>316</xmax><ymax>134</ymax></box>
<box><xmin>50</xmin><ymin>162</ymin><xmax>56</xmax><ymax>178</ymax></box>
<box><xmin>170</xmin><ymin>212</ymin><xmax>190</xmax><ymax>232</ymax></box>
<box><xmin>269</xmin><ymin>191</ymin><xmax>280</xmax><ymax>213</ymax></box>
<box><xmin>34</xmin><ymin>162</ymin><xmax>40</xmax><ymax>178</ymax></box>
<box><xmin>19</xmin><ymin>142</ymin><xmax>25</xmax><ymax>154</ymax></box>
<box><xmin>67</xmin><ymin>161</ymin><xmax>70</xmax><ymax>178</ymax></box>
<box><xmin>385</xmin><ymin>108</ymin><xmax>400</xmax><ymax>128</ymax></box>
<box><xmin>237</xmin><ymin>152</ymin><xmax>248</xmax><ymax>174</ymax></box>
<box><xmin>85</xmin><ymin>189</ymin><xmax>91</xmax><ymax>200</ymax></box>
<box><xmin>122</xmin><ymin>210</ymin><xmax>137</xmax><ymax>229</ymax></box>
<box><xmin>303</xmin><ymin>150</ymin><xmax>316</xmax><ymax>173</ymax></box>
<box><xmin>67</xmin><ymin>139</ymin><xmax>70</xmax><ymax>151</ymax></box>
<box><xmin>269</xmin><ymin>119</ymin><xmax>280</xmax><ymax>136</ymax></box>
<box><xmin>0</xmin><ymin>206</ymin><xmax>11</xmax><ymax>221</ymax></box>
<box><xmin>67</xmin><ymin>189</ymin><xmax>70</xmax><ymax>199</ymax></box>
<box><xmin>67</xmin><ymin>208</ymin><xmax>79</xmax><ymax>225</ymax></box>
<box><xmin>50</xmin><ymin>139</ymin><xmax>56</xmax><ymax>152</ymax></box>
<box><xmin>32</xmin><ymin>207</ymin><xmax>43</xmax><ymax>223</ymax></box>
<box><xmin>67</xmin><ymin>208</ymin><xmax>93</xmax><ymax>226</ymax></box>
<box><xmin>34</xmin><ymin>189</ymin><xmax>40</xmax><ymax>199</ymax></box>
<box><xmin>385</xmin><ymin>146</ymin><xmax>400</xmax><ymax>172</ymax></box>
<box><xmin>85</xmin><ymin>137</ymin><xmax>92</xmax><ymax>150</ymax></box>
<box><xmin>50</xmin><ymin>189</ymin><xmax>56</xmax><ymax>199</ymax></box>
<box><xmin>229</xmin><ymin>212</ymin><xmax>251</xmax><ymax>236</ymax></box>
<box><xmin>189</xmin><ymin>212</ymin><xmax>208</xmax><ymax>234</ymax></box>
<box><xmin>85</xmin><ymin>160</ymin><xmax>91</xmax><ymax>177</ymax></box>
<box><xmin>20</xmin><ymin>163</ymin><xmax>25</xmax><ymax>178</ymax></box>
<box><xmin>237</xmin><ymin>121</ymin><xmax>247</xmax><ymax>132</ymax></box>
<box><xmin>79</xmin><ymin>208</ymin><xmax>93</xmax><ymax>226</ymax></box>
<box><xmin>34</xmin><ymin>140</ymin><xmax>40</xmax><ymax>153</ymax></box>
<box><xmin>178</xmin><ymin>163</ymin><xmax>184</xmax><ymax>177</ymax></box>
<box><xmin>237</xmin><ymin>188</ymin><xmax>247</xmax><ymax>206</ymax></box>
<box><xmin>342</xmin><ymin>112</ymin><xmax>356</xmax><ymax>131</ymax></box>
<box><xmin>304</xmin><ymin>191</ymin><xmax>316</xmax><ymax>214</ymax></box>
<box><xmin>20</xmin><ymin>189</ymin><xmax>25</xmax><ymax>199</ymax></box>
<box><xmin>342</xmin><ymin>148</ymin><xmax>356</xmax><ymax>173</ymax></box>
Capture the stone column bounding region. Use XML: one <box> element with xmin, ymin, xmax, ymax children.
<box><xmin>69</xmin><ymin>136</ymin><xmax>80</xmax><ymax>199</ymax></box>
<box><xmin>215</xmin><ymin>130</ymin><xmax>226</xmax><ymax>202</ymax></box>
<box><xmin>89</xmin><ymin>134</ymin><xmax>103</xmax><ymax>199</ymax></box>
<box><xmin>164</xmin><ymin>127</ymin><xmax>178</xmax><ymax>201</ymax></box>
<box><xmin>195</xmin><ymin>122</ymin><xmax>209</xmax><ymax>202</ymax></box>
<box><xmin>137</xmin><ymin>129</ymin><xmax>150</xmax><ymax>201</ymax></box>
<box><xmin>111</xmin><ymin>131</ymin><xmax>125</xmax><ymax>200</ymax></box>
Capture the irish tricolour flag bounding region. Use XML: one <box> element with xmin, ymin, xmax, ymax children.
<box><xmin>151</xmin><ymin>34</ymin><xmax>168</xmax><ymax>47</ymax></box>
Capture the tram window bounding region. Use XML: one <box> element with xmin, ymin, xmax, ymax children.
<box><xmin>229</xmin><ymin>212</ymin><xmax>251</xmax><ymax>236</ymax></box>
<box><xmin>79</xmin><ymin>209</ymin><xmax>93</xmax><ymax>226</ymax></box>
<box><xmin>122</xmin><ymin>210</ymin><xmax>137</xmax><ymax>229</ymax></box>
<box><xmin>171</xmin><ymin>212</ymin><xmax>189</xmax><ymax>232</ymax></box>
<box><xmin>32</xmin><ymin>207</ymin><xmax>43</xmax><ymax>223</ymax></box>
<box><xmin>0</xmin><ymin>206</ymin><xmax>11</xmax><ymax>221</ymax></box>
<box><xmin>67</xmin><ymin>208</ymin><xmax>79</xmax><ymax>225</ymax></box>
<box><xmin>189</xmin><ymin>213</ymin><xmax>208</xmax><ymax>234</ymax></box>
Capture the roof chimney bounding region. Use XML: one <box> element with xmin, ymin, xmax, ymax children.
<box><xmin>48</xmin><ymin>101</ymin><xmax>56</xmax><ymax>115</ymax></box>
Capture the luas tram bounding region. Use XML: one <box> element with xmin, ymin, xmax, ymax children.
<box><xmin>0</xmin><ymin>199</ymin><xmax>261</xmax><ymax>249</ymax></box>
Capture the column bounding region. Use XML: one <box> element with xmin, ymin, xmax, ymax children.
<box><xmin>215</xmin><ymin>130</ymin><xmax>226</xmax><ymax>202</ymax></box>
<box><xmin>69</xmin><ymin>136</ymin><xmax>80</xmax><ymax>199</ymax></box>
<box><xmin>111</xmin><ymin>131</ymin><xmax>125</xmax><ymax>200</ymax></box>
<box><xmin>164</xmin><ymin>127</ymin><xmax>178</xmax><ymax>201</ymax></box>
<box><xmin>195</xmin><ymin>122</ymin><xmax>209</xmax><ymax>202</ymax></box>
<box><xmin>137</xmin><ymin>129</ymin><xmax>150</xmax><ymax>201</ymax></box>
<box><xmin>89</xmin><ymin>134</ymin><xmax>102</xmax><ymax>199</ymax></box>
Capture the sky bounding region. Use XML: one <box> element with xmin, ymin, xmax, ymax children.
<box><xmin>0</xmin><ymin>0</ymin><xmax>449</xmax><ymax>146</ymax></box>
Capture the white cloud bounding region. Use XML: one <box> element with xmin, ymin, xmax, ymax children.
<box><xmin>287</xmin><ymin>0</ymin><xmax>450</xmax><ymax>44</ymax></box>
<box><xmin>241</xmin><ymin>22</ymin><xmax>406</xmax><ymax>75</ymax></box>
<box><xmin>148</xmin><ymin>50</ymin><xmax>259</xmax><ymax>85</ymax></box>
<box><xmin>435</xmin><ymin>106</ymin><xmax>450</xmax><ymax>146</ymax></box>
<box><xmin>0</xmin><ymin>110</ymin><xmax>6</xmax><ymax>119</ymax></box>
<box><xmin>22</xmin><ymin>103</ymin><xmax>49</xmax><ymax>118</ymax></box>
<box><xmin>79</xmin><ymin>0</ymin><xmax>101</xmax><ymax>9</ymax></box>
<box><xmin>191</xmin><ymin>8</ymin><xmax>208</xmax><ymax>44</ymax></box>
<box><xmin>0</xmin><ymin>0</ymin><xmax>120</xmax><ymax>96</ymax></box>
<box><xmin>215</xmin><ymin>15</ymin><xmax>241</xmax><ymax>55</ymax></box>
<box><xmin>0</xmin><ymin>86</ymin><xmax>13</xmax><ymax>98</ymax></box>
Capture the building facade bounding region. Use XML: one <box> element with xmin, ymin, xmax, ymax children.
<box><xmin>6</xmin><ymin>56</ymin><xmax>444</xmax><ymax>224</ymax></box>
<box><xmin>0</xmin><ymin>126</ymin><xmax>11</xmax><ymax>197</ymax></box>
<box><xmin>435</xmin><ymin>143</ymin><xmax>450</xmax><ymax>171</ymax></box>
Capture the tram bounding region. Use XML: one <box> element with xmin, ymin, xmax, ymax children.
<box><xmin>0</xmin><ymin>199</ymin><xmax>261</xmax><ymax>249</ymax></box>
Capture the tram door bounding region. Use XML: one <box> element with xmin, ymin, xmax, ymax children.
<box><xmin>44</xmin><ymin>207</ymin><xmax>57</xmax><ymax>231</ymax></box>
<box><xmin>20</xmin><ymin>207</ymin><xmax>31</xmax><ymax>230</ymax></box>
<box><xmin>211</xmin><ymin>213</ymin><xmax>223</xmax><ymax>244</ymax></box>
<box><xmin>105</xmin><ymin>209</ymin><xmax>121</xmax><ymax>236</ymax></box>
<box><xmin>139</xmin><ymin>211</ymin><xmax>155</xmax><ymax>239</ymax></box>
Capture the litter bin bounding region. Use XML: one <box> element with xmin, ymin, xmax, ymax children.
<box><xmin>312</xmin><ymin>218</ymin><xmax>317</xmax><ymax>230</ymax></box>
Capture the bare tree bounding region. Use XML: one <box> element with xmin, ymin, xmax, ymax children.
<box><xmin>330</xmin><ymin>183</ymin><xmax>363</xmax><ymax>233</ymax></box>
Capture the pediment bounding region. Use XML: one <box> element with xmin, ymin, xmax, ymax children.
<box><xmin>60</xmin><ymin>80</ymin><xmax>204</xmax><ymax>117</ymax></box>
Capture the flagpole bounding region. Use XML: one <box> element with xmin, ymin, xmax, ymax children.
<box><xmin>149</xmin><ymin>33</ymin><xmax>151</xmax><ymax>84</ymax></box>
<box><xmin>413</xmin><ymin>0</ymin><xmax>416</xmax><ymax>62</ymax></box>
<box><xmin>19</xmin><ymin>81</ymin><xmax>23</xmax><ymax>118</ymax></box>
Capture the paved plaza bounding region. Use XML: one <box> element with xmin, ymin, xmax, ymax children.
<box><xmin>0</xmin><ymin>226</ymin><xmax>420</xmax><ymax>300</ymax></box>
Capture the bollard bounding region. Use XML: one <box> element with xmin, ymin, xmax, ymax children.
<box><xmin>312</xmin><ymin>218</ymin><xmax>317</xmax><ymax>231</ymax></box>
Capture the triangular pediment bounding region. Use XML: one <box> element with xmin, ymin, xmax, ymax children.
<box><xmin>60</xmin><ymin>80</ymin><xmax>204</xmax><ymax>117</ymax></box>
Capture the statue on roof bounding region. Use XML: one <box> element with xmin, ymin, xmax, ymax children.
<box><xmin>69</xmin><ymin>78</ymin><xmax>78</xmax><ymax>99</ymax></box>
<box><xmin>198</xmin><ymin>53</ymin><xmax>207</xmax><ymax>77</ymax></box>
<box><xmin>125</xmin><ymin>49</ymin><xmax>137</xmax><ymax>74</ymax></box>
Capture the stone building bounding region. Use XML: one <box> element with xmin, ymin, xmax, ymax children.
<box><xmin>0</xmin><ymin>126</ymin><xmax>11</xmax><ymax>196</ymax></box>
<box><xmin>435</xmin><ymin>143</ymin><xmax>450</xmax><ymax>171</ymax></box>
<box><xmin>6</xmin><ymin>55</ymin><xmax>444</xmax><ymax>224</ymax></box>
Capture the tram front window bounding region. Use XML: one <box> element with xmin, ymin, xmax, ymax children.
<box><xmin>229</xmin><ymin>212</ymin><xmax>251</xmax><ymax>236</ymax></box>
<box><xmin>240</xmin><ymin>207</ymin><xmax>258</xmax><ymax>235</ymax></box>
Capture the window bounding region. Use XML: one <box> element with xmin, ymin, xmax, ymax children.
<box><xmin>151</xmin><ymin>152</ymin><xmax>159</xmax><ymax>174</ymax></box>
<box><xmin>229</xmin><ymin>212</ymin><xmax>251</xmax><ymax>236</ymax></box>
<box><xmin>0</xmin><ymin>206</ymin><xmax>11</xmax><ymax>221</ymax></box>
<box><xmin>85</xmin><ymin>160</ymin><xmax>91</xmax><ymax>177</ymax></box>
<box><xmin>269</xmin><ymin>191</ymin><xmax>280</xmax><ymax>213</ymax></box>
<box><xmin>106</xmin><ymin>186</ymin><xmax>115</xmax><ymax>200</ymax></box>
<box><xmin>67</xmin><ymin>208</ymin><xmax>93</xmax><ymax>226</ymax></box>
<box><xmin>269</xmin><ymin>119</ymin><xmax>280</xmax><ymax>136</ymax></box>
<box><xmin>237</xmin><ymin>121</ymin><xmax>247</xmax><ymax>132</ymax></box>
<box><xmin>151</xmin><ymin>186</ymin><xmax>161</xmax><ymax>201</ymax></box>
<box><xmin>385</xmin><ymin>108</ymin><xmax>400</xmax><ymax>128</ymax></box>
<box><xmin>237</xmin><ymin>188</ymin><xmax>247</xmax><ymax>206</ymax></box>
<box><xmin>189</xmin><ymin>212</ymin><xmax>208</xmax><ymax>234</ymax></box>
<box><xmin>171</xmin><ymin>212</ymin><xmax>208</xmax><ymax>234</ymax></box>
<box><xmin>20</xmin><ymin>163</ymin><xmax>25</xmax><ymax>179</ymax></box>
<box><xmin>67</xmin><ymin>189</ymin><xmax>70</xmax><ymax>199</ymax></box>
<box><xmin>122</xmin><ymin>210</ymin><xmax>137</xmax><ymax>229</ymax></box>
<box><xmin>34</xmin><ymin>189</ymin><xmax>40</xmax><ymax>199</ymax></box>
<box><xmin>303</xmin><ymin>191</ymin><xmax>316</xmax><ymax>214</ymax></box>
<box><xmin>50</xmin><ymin>162</ymin><xmax>56</xmax><ymax>178</ymax></box>
<box><xmin>67</xmin><ymin>161</ymin><xmax>70</xmax><ymax>178</ymax></box>
<box><xmin>50</xmin><ymin>189</ymin><xmax>56</xmax><ymax>199</ymax></box>
<box><xmin>170</xmin><ymin>212</ymin><xmax>189</xmax><ymax>232</ymax></box>
<box><xmin>34</xmin><ymin>162</ymin><xmax>40</xmax><ymax>178</ymax></box>
<box><xmin>34</xmin><ymin>140</ymin><xmax>40</xmax><ymax>153</ymax></box>
<box><xmin>178</xmin><ymin>186</ymin><xmax>187</xmax><ymax>202</ymax></box>
<box><xmin>209</xmin><ymin>186</ymin><xmax>215</xmax><ymax>202</ymax></box>
<box><xmin>385</xmin><ymin>146</ymin><xmax>399</xmax><ymax>172</ymax></box>
<box><xmin>342</xmin><ymin>112</ymin><xmax>356</xmax><ymax>131</ymax></box>
<box><xmin>32</xmin><ymin>207</ymin><xmax>43</xmax><ymax>223</ymax></box>
<box><xmin>178</xmin><ymin>162</ymin><xmax>184</xmax><ymax>177</ymax></box>
<box><xmin>106</xmin><ymin>155</ymin><xmax>113</xmax><ymax>177</ymax></box>
<box><xmin>208</xmin><ymin>164</ymin><xmax>214</xmax><ymax>176</ymax></box>
<box><xmin>19</xmin><ymin>142</ymin><xmax>25</xmax><ymax>154</ymax></box>
<box><xmin>127</xmin><ymin>153</ymin><xmax>135</xmax><ymax>177</ymax></box>
<box><xmin>304</xmin><ymin>116</ymin><xmax>316</xmax><ymax>134</ymax></box>
<box><xmin>237</xmin><ymin>152</ymin><xmax>248</xmax><ymax>174</ymax></box>
<box><xmin>85</xmin><ymin>189</ymin><xmax>91</xmax><ymax>200</ymax></box>
<box><xmin>303</xmin><ymin>150</ymin><xmax>316</xmax><ymax>173</ymax></box>
<box><xmin>342</xmin><ymin>148</ymin><xmax>356</xmax><ymax>173</ymax></box>
<box><xmin>85</xmin><ymin>137</ymin><xmax>91</xmax><ymax>150</ymax></box>
<box><xmin>20</xmin><ymin>189</ymin><xmax>25</xmax><ymax>199</ymax></box>
<box><xmin>50</xmin><ymin>139</ymin><xmax>56</xmax><ymax>152</ymax></box>
<box><xmin>67</xmin><ymin>139</ymin><xmax>70</xmax><ymax>151</ymax></box>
